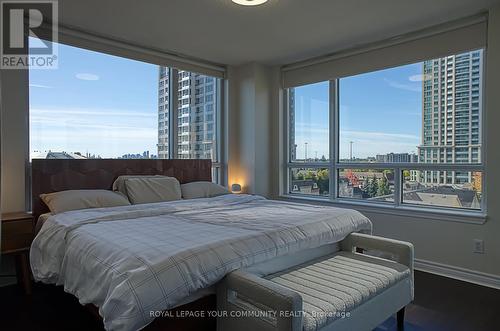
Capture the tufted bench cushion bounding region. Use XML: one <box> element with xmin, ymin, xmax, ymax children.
<box><xmin>265</xmin><ymin>252</ymin><xmax>411</xmax><ymax>331</ymax></box>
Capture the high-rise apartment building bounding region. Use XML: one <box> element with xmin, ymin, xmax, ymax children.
<box><xmin>157</xmin><ymin>68</ymin><xmax>217</xmax><ymax>160</ymax></box>
<box><xmin>158</xmin><ymin>67</ymin><xmax>170</xmax><ymax>159</ymax></box>
<box><xmin>418</xmin><ymin>50</ymin><xmax>482</xmax><ymax>184</ymax></box>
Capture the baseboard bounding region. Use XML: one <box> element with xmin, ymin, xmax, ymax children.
<box><xmin>415</xmin><ymin>258</ymin><xmax>500</xmax><ymax>290</ymax></box>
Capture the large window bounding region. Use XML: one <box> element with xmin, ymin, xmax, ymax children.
<box><xmin>286</xmin><ymin>50</ymin><xmax>484</xmax><ymax>213</ymax></box>
<box><xmin>29</xmin><ymin>38</ymin><xmax>223</xmax><ymax>181</ymax></box>
<box><xmin>157</xmin><ymin>67</ymin><xmax>222</xmax><ymax>180</ymax></box>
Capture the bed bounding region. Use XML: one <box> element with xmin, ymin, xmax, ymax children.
<box><xmin>29</xmin><ymin>159</ymin><xmax>372</xmax><ymax>331</ymax></box>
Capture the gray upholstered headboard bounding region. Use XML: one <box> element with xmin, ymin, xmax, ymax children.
<box><xmin>31</xmin><ymin>159</ymin><xmax>212</xmax><ymax>220</ymax></box>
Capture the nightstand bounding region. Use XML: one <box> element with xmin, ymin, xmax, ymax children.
<box><xmin>1</xmin><ymin>212</ymin><xmax>34</xmax><ymax>294</ymax></box>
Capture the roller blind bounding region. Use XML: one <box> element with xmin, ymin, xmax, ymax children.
<box><xmin>35</xmin><ymin>23</ymin><xmax>226</xmax><ymax>78</ymax></box>
<box><xmin>282</xmin><ymin>15</ymin><xmax>487</xmax><ymax>88</ymax></box>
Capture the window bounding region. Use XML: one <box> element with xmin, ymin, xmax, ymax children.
<box><xmin>289</xmin><ymin>82</ymin><xmax>329</xmax><ymax>163</ymax></box>
<box><xmin>286</xmin><ymin>49</ymin><xmax>484</xmax><ymax>213</ymax></box>
<box><xmin>29</xmin><ymin>38</ymin><xmax>223</xmax><ymax>183</ymax></box>
<box><xmin>30</xmin><ymin>39</ymin><xmax>158</xmax><ymax>160</ymax></box>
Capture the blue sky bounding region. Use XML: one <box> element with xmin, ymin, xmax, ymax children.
<box><xmin>29</xmin><ymin>38</ymin><xmax>158</xmax><ymax>158</ymax></box>
<box><xmin>30</xmin><ymin>38</ymin><xmax>424</xmax><ymax>160</ymax></box>
<box><xmin>293</xmin><ymin>62</ymin><xmax>424</xmax><ymax>160</ymax></box>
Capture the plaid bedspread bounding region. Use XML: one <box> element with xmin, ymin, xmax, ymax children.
<box><xmin>30</xmin><ymin>194</ymin><xmax>372</xmax><ymax>331</ymax></box>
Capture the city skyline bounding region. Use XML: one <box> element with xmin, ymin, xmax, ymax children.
<box><xmin>29</xmin><ymin>38</ymin><xmax>218</xmax><ymax>160</ymax></box>
<box><xmin>292</xmin><ymin>51</ymin><xmax>482</xmax><ymax>164</ymax></box>
<box><xmin>290</xmin><ymin>50</ymin><xmax>483</xmax><ymax>209</ymax></box>
<box><xmin>29</xmin><ymin>38</ymin><xmax>481</xmax><ymax>169</ymax></box>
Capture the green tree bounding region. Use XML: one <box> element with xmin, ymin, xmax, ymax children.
<box><xmin>403</xmin><ymin>170</ymin><xmax>411</xmax><ymax>180</ymax></box>
<box><xmin>377</xmin><ymin>176</ymin><xmax>391</xmax><ymax>196</ymax></box>
<box><xmin>305</xmin><ymin>170</ymin><xmax>316</xmax><ymax>180</ymax></box>
<box><xmin>369</xmin><ymin>175</ymin><xmax>379</xmax><ymax>197</ymax></box>
<box><xmin>316</xmin><ymin>169</ymin><xmax>329</xmax><ymax>195</ymax></box>
<box><xmin>362</xmin><ymin>177</ymin><xmax>371</xmax><ymax>197</ymax></box>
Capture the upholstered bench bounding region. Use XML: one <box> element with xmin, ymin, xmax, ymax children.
<box><xmin>217</xmin><ymin>233</ymin><xmax>414</xmax><ymax>331</ymax></box>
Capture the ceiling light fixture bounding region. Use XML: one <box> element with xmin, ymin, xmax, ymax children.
<box><xmin>232</xmin><ymin>0</ymin><xmax>268</xmax><ymax>6</ymax></box>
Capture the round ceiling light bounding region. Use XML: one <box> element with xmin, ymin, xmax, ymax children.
<box><xmin>231</xmin><ymin>0</ymin><xmax>269</xmax><ymax>6</ymax></box>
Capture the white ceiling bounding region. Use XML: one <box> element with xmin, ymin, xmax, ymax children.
<box><xmin>58</xmin><ymin>0</ymin><xmax>499</xmax><ymax>66</ymax></box>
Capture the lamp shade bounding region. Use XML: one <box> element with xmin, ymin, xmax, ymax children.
<box><xmin>231</xmin><ymin>184</ymin><xmax>242</xmax><ymax>193</ymax></box>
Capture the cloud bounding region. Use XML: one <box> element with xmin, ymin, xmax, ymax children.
<box><xmin>31</xmin><ymin>107</ymin><xmax>156</xmax><ymax>118</ymax></box>
<box><xmin>30</xmin><ymin>106</ymin><xmax>158</xmax><ymax>157</ymax></box>
<box><xmin>342</xmin><ymin>130</ymin><xmax>419</xmax><ymax>141</ymax></box>
<box><xmin>29</xmin><ymin>83</ymin><xmax>53</xmax><ymax>89</ymax></box>
<box><xmin>384</xmin><ymin>78</ymin><xmax>421</xmax><ymax>92</ymax></box>
<box><xmin>409</xmin><ymin>74</ymin><xmax>432</xmax><ymax>82</ymax></box>
<box><xmin>76</xmin><ymin>73</ymin><xmax>100</xmax><ymax>81</ymax></box>
<box><xmin>339</xmin><ymin>130</ymin><xmax>420</xmax><ymax>159</ymax></box>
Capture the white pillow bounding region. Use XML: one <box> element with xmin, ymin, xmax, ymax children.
<box><xmin>181</xmin><ymin>181</ymin><xmax>230</xmax><ymax>199</ymax></box>
<box><xmin>124</xmin><ymin>177</ymin><xmax>181</xmax><ymax>204</ymax></box>
<box><xmin>40</xmin><ymin>189</ymin><xmax>130</xmax><ymax>214</ymax></box>
<box><xmin>112</xmin><ymin>175</ymin><xmax>165</xmax><ymax>196</ymax></box>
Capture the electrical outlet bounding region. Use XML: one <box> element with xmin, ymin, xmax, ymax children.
<box><xmin>473</xmin><ymin>239</ymin><xmax>484</xmax><ymax>254</ymax></box>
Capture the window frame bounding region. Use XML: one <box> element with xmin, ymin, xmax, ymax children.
<box><xmin>283</xmin><ymin>57</ymin><xmax>487</xmax><ymax>223</ymax></box>
<box><xmin>27</xmin><ymin>39</ymin><xmax>226</xmax><ymax>206</ymax></box>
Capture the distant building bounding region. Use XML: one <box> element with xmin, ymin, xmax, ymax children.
<box><xmin>290</xmin><ymin>179</ymin><xmax>320</xmax><ymax>195</ymax></box>
<box><xmin>375</xmin><ymin>153</ymin><xmax>418</xmax><ymax>163</ymax></box>
<box><xmin>157</xmin><ymin>68</ymin><xmax>217</xmax><ymax>159</ymax></box>
<box><xmin>338</xmin><ymin>178</ymin><xmax>363</xmax><ymax>199</ymax></box>
<box><xmin>119</xmin><ymin>151</ymin><xmax>157</xmax><ymax>159</ymax></box>
<box><xmin>31</xmin><ymin>151</ymin><xmax>87</xmax><ymax>159</ymax></box>
<box><xmin>402</xmin><ymin>185</ymin><xmax>480</xmax><ymax>209</ymax></box>
<box><xmin>418</xmin><ymin>50</ymin><xmax>482</xmax><ymax>184</ymax></box>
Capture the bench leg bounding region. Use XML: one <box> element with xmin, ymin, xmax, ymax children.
<box><xmin>397</xmin><ymin>307</ymin><xmax>405</xmax><ymax>331</ymax></box>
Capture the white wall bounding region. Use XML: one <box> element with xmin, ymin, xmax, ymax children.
<box><xmin>227</xmin><ymin>63</ymin><xmax>278</xmax><ymax>196</ymax></box>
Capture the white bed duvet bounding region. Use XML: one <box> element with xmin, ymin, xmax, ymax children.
<box><xmin>30</xmin><ymin>194</ymin><xmax>372</xmax><ymax>331</ymax></box>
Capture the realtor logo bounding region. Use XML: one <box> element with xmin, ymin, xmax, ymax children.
<box><xmin>1</xmin><ymin>0</ymin><xmax>58</xmax><ymax>69</ymax></box>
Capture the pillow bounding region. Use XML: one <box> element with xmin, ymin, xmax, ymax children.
<box><xmin>40</xmin><ymin>189</ymin><xmax>131</xmax><ymax>214</ymax></box>
<box><xmin>181</xmin><ymin>181</ymin><xmax>230</xmax><ymax>199</ymax></box>
<box><xmin>112</xmin><ymin>175</ymin><xmax>165</xmax><ymax>196</ymax></box>
<box><xmin>124</xmin><ymin>177</ymin><xmax>181</xmax><ymax>204</ymax></box>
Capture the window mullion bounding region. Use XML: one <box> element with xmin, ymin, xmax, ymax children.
<box><xmin>284</xmin><ymin>89</ymin><xmax>291</xmax><ymax>195</ymax></box>
<box><xmin>330</xmin><ymin>79</ymin><xmax>339</xmax><ymax>202</ymax></box>
<box><xmin>216</xmin><ymin>78</ymin><xmax>225</xmax><ymax>185</ymax></box>
<box><xmin>394</xmin><ymin>167</ymin><xmax>401</xmax><ymax>207</ymax></box>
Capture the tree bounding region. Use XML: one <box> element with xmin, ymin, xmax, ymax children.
<box><xmin>362</xmin><ymin>179</ymin><xmax>370</xmax><ymax>198</ymax></box>
<box><xmin>363</xmin><ymin>175</ymin><xmax>379</xmax><ymax>198</ymax></box>
<box><xmin>316</xmin><ymin>169</ymin><xmax>329</xmax><ymax>195</ymax></box>
<box><xmin>370</xmin><ymin>175</ymin><xmax>379</xmax><ymax>197</ymax></box>
<box><xmin>403</xmin><ymin>170</ymin><xmax>411</xmax><ymax>180</ymax></box>
<box><xmin>377</xmin><ymin>176</ymin><xmax>391</xmax><ymax>196</ymax></box>
<box><xmin>305</xmin><ymin>170</ymin><xmax>316</xmax><ymax>180</ymax></box>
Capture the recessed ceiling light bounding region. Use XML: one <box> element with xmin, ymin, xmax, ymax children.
<box><xmin>232</xmin><ymin>0</ymin><xmax>268</xmax><ymax>6</ymax></box>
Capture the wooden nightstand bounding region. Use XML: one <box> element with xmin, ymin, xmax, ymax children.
<box><xmin>1</xmin><ymin>212</ymin><xmax>34</xmax><ymax>294</ymax></box>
